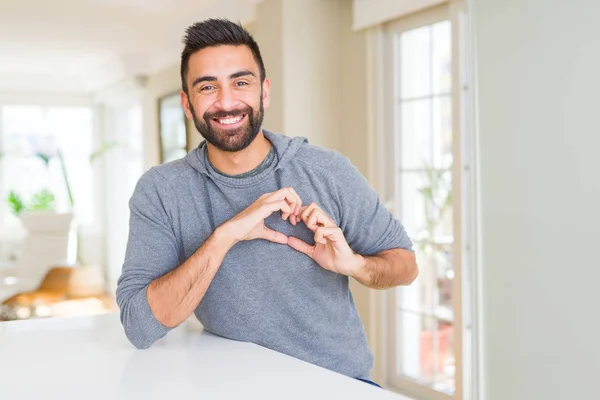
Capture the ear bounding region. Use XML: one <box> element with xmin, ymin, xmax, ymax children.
<box><xmin>180</xmin><ymin>90</ymin><xmax>193</xmax><ymax>119</ymax></box>
<box><xmin>261</xmin><ymin>78</ymin><xmax>271</xmax><ymax>109</ymax></box>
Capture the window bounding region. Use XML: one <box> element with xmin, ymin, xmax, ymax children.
<box><xmin>0</xmin><ymin>105</ymin><xmax>94</xmax><ymax>259</ymax></box>
<box><xmin>102</xmin><ymin>101</ymin><xmax>144</xmax><ymax>288</ymax></box>
<box><xmin>158</xmin><ymin>92</ymin><xmax>188</xmax><ymax>164</ymax></box>
<box><xmin>383</xmin><ymin>2</ymin><xmax>472</xmax><ymax>400</ymax></box>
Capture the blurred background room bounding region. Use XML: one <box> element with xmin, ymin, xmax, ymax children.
<box><xmin>0</xmin><ymin>1</ymin><xmax>598</xmax><ymax>400</ymax></box>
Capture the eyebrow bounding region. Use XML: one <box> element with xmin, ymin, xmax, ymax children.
<box><xmin>192</xmin><ymin>70</ymin><xmax>256</xmax><ymax>88</ymax></box>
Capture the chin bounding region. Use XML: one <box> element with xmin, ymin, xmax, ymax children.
<box><xmin>214</xmin><ymin>134</ymin><xmax>255</xmax><ymax>152</ymax></box>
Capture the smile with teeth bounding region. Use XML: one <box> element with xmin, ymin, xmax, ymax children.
<box><xmin>215</xmin><ymin>114</ymin><xmax>245</xmax><ymax>125</ymax></box>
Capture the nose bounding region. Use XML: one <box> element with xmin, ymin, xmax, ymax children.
<box><xmin>214</xmin><ymin>85</ymin><xmax>237</xmax><ymax>111</ymax></box>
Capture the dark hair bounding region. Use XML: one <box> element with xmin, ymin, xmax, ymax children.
<box><xmin>180</xmin><ymin>19</ymin><xmax>266</xmax><ymax>94</ymax></box>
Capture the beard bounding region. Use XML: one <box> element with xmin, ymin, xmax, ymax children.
<box><xmin>189</xmin><ymin>97</ymin><xmax>264</xmax><ymax>153</ymax></box>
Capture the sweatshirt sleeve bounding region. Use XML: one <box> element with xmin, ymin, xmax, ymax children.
<box><xmin>116</xmin><ymin>168</ymin><xmax>179</xmax><ymax>349</ymax></box>
<box><xmin>331</xmin><ymin>154</ymin><xmax>414</xmax><ymax>256</ymax></box>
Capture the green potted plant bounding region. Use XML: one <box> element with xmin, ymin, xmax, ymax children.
<box><xmin>6</xmin><ymin>143</ymin><xmax>120</xmax><ymax>217</ymax></box>
<box><xmin>3</xmin><ymin>143</ymin><xmax>120</xmax><ymax>285</ymax></box>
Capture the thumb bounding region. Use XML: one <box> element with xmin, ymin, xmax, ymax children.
<box><xmin>261</xmin><ymin>226</ymin><xmax>288</xmax><ymax>244</ymax></box>
<box><xmin>287</xmin><ymin>236</ymin><xmax>315</xmax><ymax>258</ymax></box>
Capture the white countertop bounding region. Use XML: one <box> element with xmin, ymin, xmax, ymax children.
<box><xmin>0</xmin><ymin>313</ymin><xmax>410</xmax><ymax>400</ymax></box>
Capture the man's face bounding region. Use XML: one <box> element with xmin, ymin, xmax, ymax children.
<box><xmin>182</xmin><ymin>45</ymin><xmax>270</xmax><ymax>152</ymax></box>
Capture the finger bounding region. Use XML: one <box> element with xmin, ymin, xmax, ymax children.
<box><xmin>272</xmin><ymin>192</ymin><xmax>295</xmax><ymax>221</ymax></box>
<box><xmin>265</xmin><ymin>200</ymin><xmax>292</xmax><ymax>217</ymax></box>
<box><xmin>301</xmin><ymin>202</ymin><xmax>333</xmax><ymax>224</ymax></box>
<box><xmin>306</xmin><ymin>209</ymin><xmax>327</xmax><ymax>230</ymax></box>
<box><xmin>288</xmin><ymin>203</ymin><xmax>296</xmax><ymax>225</ymax></box>
<box><xmin>267</xmin><ymin>187</ymin><xmax>296</xmax><ymax>204</ymax></box>
<box><xmin>293</xmin><ymin>202</ymin><xmax>303</xmax><ymax>225</ymax></box>
<box><xmin>258</xmin><ymin>191</ymin><xmax>291</xmax><ymax>219</ymax></box>
<box><xmin>302</xmin><ymin>205</ymin><xmax>335</xmax><ymax>230</ymax></box>
<box><xmin>295</xmin><ymin>204</ymin><xmax>303</xmax><ymax>223</ymax></box>
<box><xmin>287</xmin><ymin>187</ymin><xmax>303</xmax><ymax>212</ymax></box>
<box><xmin>283</xmin><ymin>188</ymin><xmax>303</xmax><ymax>223</ymax></box>
<box><xmin>287</xmin><ymin>236</ymin><xmax>315</xmax><ymax>258</ymax></box>
<box><xmin>300</xmin><ymin>202</ymin><xmax>318</xmax><ymax>221</ymax></box>
<box><xmin>269</xmin><ymin>187</ymin><xmax>302</xmax><ymax>214</ymax></box>
<box><xmin>261</xmin><ymin>227</ymin><xmax>288</xmax><ymax>244</ymax></box>
<box><xmin>314</xmin><ymin>228</ymin><xmax>326</xmax><ymax>245</ymax></box>
<box><xmin>314</xmin><ymin>226</ymin><xmax>344</xmax><ymax>245</ymax></box>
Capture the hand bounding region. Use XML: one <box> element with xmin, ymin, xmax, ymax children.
<box><xmin>221</xmin><ymin>187</ymin><xmax>302</xmax><ymax>245</ymax></box>
<box><xmin>287</xmin><ymin>202</ymin><xmax>365</xmax><ymax>277</ymax></box>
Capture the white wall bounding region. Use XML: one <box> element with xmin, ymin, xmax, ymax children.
<box><xmin>255</xmin><ymin>0</ymin><xmax>344</xmax><ymax>151</ymax></box>
<box><xmin>253</xmin><ymin>0</ymin><xmax>285</xmax><ymax>135</ymax></box>
<box><xmin>473</xmin><ymin>1</ymin><xmax>600</xmax><ymax>399</ymax></box>
<box><xmin>281</xmin><ymin>0</ymin><xmax>341</xmax><ymax>151</ymax></box>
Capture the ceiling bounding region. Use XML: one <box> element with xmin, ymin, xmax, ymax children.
<box><xmin>0</xmin><ymin>0</ymin><xmax>259</xmax><ymax>94</ymax></box>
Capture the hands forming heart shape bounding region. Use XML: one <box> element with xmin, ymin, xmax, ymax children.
<box><xmin>222</xmin><ymin>187</ymin><xmax>365</xmax><ymax>277</ymax></box>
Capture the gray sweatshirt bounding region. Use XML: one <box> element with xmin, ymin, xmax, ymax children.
<box><xmin>116</xmin><ymin>130</ymin><xmax>413</xmax><ymax>380</ymax></box>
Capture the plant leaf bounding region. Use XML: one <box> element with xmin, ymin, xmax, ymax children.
<box><xmin>89</xmin><ymin>141</ymin><xmax>122</xmax><ymax>164</ymax></box>
<box><xmin>6</xmin><ymin>190</ymin><xmax>25</xmax><ymax>216</ymax></box>
<box><xmin>35</xmin><ymin>152</ymin><xmax>51</xmax><ymax>167</ymax></box>
<box><xmin>29</xmin><ymin>189</ymin><xmax>56</xmax><ymax>211</ymax></box>
<box><xmin>56</xmin><ymin>149</ymin><xmax>75</xmax><ymax>209</ymax></box>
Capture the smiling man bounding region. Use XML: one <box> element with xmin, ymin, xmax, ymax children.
<box><xmin>116</xmin><ymin>19</ymin><xmax>418</xmax><ymax>387</ymax></box>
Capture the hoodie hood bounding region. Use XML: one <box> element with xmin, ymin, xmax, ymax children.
<box><xmin>184</xmin><ymin>129</ymin><xmax>308</xmax><ymax>186</ymax></box>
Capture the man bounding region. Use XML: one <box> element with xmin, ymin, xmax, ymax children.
<box><xmin>116</xmin><ymin>18</ymin><xmax>418</xmax><ymax>387</ymax></box>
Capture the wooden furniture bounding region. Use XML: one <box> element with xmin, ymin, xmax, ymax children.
<box><xmin>1</xmin><ymin>265</ymin><xmax>116</xmax><ymax>320</ymax></box>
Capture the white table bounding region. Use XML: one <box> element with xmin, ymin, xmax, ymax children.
<box><xmin>0</xmin><ymin>313</ymin><xmax>411</xmax><ymax>400</ymax></box>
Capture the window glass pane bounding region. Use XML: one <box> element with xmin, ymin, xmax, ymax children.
<box><xmin>397</xmin><ymin>313</ymin><xmax>436</xmax><ymax>384</ymax></box>
<box><xmin>432</xmin><ymin>243</ymin><xmax>454</xmax><ymax>318</ymax></box>
<box><xmin>399</xmin><ymin>172</ymin><xmax>426</xmax><ymax>237</ymax></box>
<box><xmin>399</xmin><ymin>168</ymin><xmax>452</xmax><ymax>242</ymax></box>
<box><xmin>396</xmin><ymin>254</ymin><xmax>428</xmax><ymax>314</ymax></box>
<box><xmin>0</xmin><ymin>106</ymin><xmax>95</xmax><ymax>226</ymax></box>
<box><xmin>396</xmin><ymin>312</ymin><xmax>424</xmax><ymax>382</ymax></box>
<box><xmin>395</xmin><ymin>16</ymin><xmax>455</xmax><ymax>397</ymax></box>
<box><xmin>397</xmin><ymin>242</ymin><xmax>454</xmax><ymax>313</ymax></box>
<box><xmin>396</xmin><ymin>312</ymin><xmax>455</xmax><ymax>394</ymax></box>
<box><xmin>47</xmin><ymin>107</ymin><xmax>92</xmax><ymax>153</ymax></box>
<box><xmin>2</xmin><ymin>106</ymin><xmax>45</xmax><ymax>137</ymax></box>
<box><xmin>436</xmin><ymin>193</ymin><xmax>453</xmax><ymax>240</ymax></box>
<box><xmin>434</xmin><ymin>321</ymin><xmax>455</xmax><ymax>394</ymax></box>
<box><xmin>159</xmin><ymin>94</ymin><xmax>188</xmax><ymax>163</ymax></box>
<box><xmin>432</xmin><ymin>20</ymin><xmax>452</xmax><ymax>95</ymax></box>
<box><xmin>49</xmin><ymin>107</ymin><xmax>94</xmax><ymax>225</ymax></box>
<box><xmin>1</xmin><ymin>107</ymin><xmax>50</xmax><ymax>228</ymax></box>
<box><xmin>420</xmin><ymin>166</ymin><xmax>453</xmax><ymax>241</ymax></box>
<box><xmin>432</xmin><ymin>95</ymin><xmax>453</xmax><ymax>170</ymax></box>
<box><xmin>399</xmin><ymin>99</ymin><xmax>432</xmax><ymax>170</ymax></box>
<box><xmin>398</xmin><ymin>171</ymin><xmax>453</xmax><ymax>316</ymax></box>
<box><xmin>399</xmin><ymin>26</ymin><xmax>431</xmax><ymax>99</ymax></box>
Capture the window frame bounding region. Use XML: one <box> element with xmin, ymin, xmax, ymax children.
<box><xmin>379</xmin><ymin>2</ymin><xmax>472</xmax><ymax>400</ymax></box>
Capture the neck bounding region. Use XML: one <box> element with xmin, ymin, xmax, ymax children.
<box><xmin>206</xmin><ymin>130</ymin><xmax>271</xmax><ymax>175</ymax></box>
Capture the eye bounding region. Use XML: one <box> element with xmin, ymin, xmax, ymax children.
<box><xmin>200</xmin><ymin>85</ymin><xmax>216</xmax><ymax>92</ymax></box>
<box><xmin>235</xmin><ymin>81</ymin><xmax>248</xmax><ymax>87</ymax></box>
